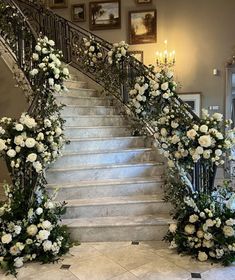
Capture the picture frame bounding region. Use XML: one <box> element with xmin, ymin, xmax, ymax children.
<box><xmin>136</xmin><ymin>0</ymin><xmax>152</xmax><ymax>4</ymax></box>
<box><xmin>49</xmin><ymin>0</ymin><xmax>68</xmax><ymax>9</ymax></box>
<box><xmin>89</xmin><ymin>0</ymin><xmax>121</xmax><ymax>30</ymax></box>
<box><xmin>178</xmin><ymin>92</ymin><xmax>201</xmax><ymax>117</ymax></box>
<box><xmin>128</xmin><ymin>50</ymin><xmax>144</xmax><ymax>63</ymax></box>
<box><xmin>71</xmin><ymin>4</ymin><xmax>86</xmax><ymax>22</ymax></box>
<box><xmin>129</xmin><ymin>9</ymin><xmax>157</xmax><ymax>45</ymax></box>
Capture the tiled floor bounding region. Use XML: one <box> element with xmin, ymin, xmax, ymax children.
<box><xmin>1</xmin><ymin>241</ymin><xmax>235</xmax><ymax>280</ymax></box>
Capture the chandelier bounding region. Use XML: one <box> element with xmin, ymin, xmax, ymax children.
<box><xmin>156</xmin><ymin>40</ymin><xmax>175</xmax><ymax>68</ymax></box>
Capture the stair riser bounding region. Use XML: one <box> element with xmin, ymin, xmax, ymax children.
<box><xmin>64</xmin><ymin>138</ymin><xmax>146</xmax><ymax>153</ymax></box>
<box><xmin>64</xmin><ymin>127</ymin><xmax>131</xmax><ymax>138</ymax></box>
<box><xmin>63</xmin><ymin>201</ymin><xmax>169</xmax><ymax>219</ymax></box>
<box><xmin>64</xmin><ymin>116</ymin><xmax>126</xmax><ymax>127</ymax></box>
<box><xmin>57</xmin><ymin>96</ymin><xmax>110</xmax><ymax>106</ymax></box>
<box><xmin>48</xmin><ymin>181</ymin><xmax>163</xmax><ymax>200</ymax></box>
<box><xmin>52</xmin><ymin>150</ymin><xmax>154</xmax><ymax>168</ymax></box>
<box><xmin>47</xmin><ymin>165</ymin><xmax>164</xmax><ymax>183</ymax></box>
<box><xmin>63</xmin><ymin>90</ymin><xmax>99</xmax><ymax>98</ymax></box>
<box><xmin>65</xmin><ymin>81</ymin><xmax>88</xmax><ymax>89</ymax></box>
<box><xmin>62</xmin><ymin>106</ymin><xmax>117</xmax><ymax>116</ymax></box>
<box><xmin>67</xmin><ymin>224</ymin><xmax>169</xmax><ymax>242</ymax></box>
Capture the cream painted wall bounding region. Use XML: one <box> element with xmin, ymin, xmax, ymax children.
<box><xmin>54</xmin><ymin>0</ymin><xmax>235</xmax><ymax>114</ymax></box>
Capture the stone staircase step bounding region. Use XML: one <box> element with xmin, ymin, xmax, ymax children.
<box><xmin>62</xmin><ymin>88</ymin><xmax>99</xmax><ymax>97</ymax></box>
<box><xmin>47</xmin><ymin>176</ymin><xmax>164</xmax><ymax>200</ymax></box>
<box><xmin>63</xmin><ymin>214</ymin><xmax>172</xmax><ymax>242</ymax></box>
<box><xmin>62</xmin><ymin>195</ymin><xmax>169</xmax><ymax>219</ymax></box>
<box><xmin>53</xmin><ymin>148</ymin><xmax>154</xmax><ymax>168</ymax></box>
<box><xmin>64</xmin><ymin>80</ymin><xmax>88</xmax><ymax>89</ymax></box>
<box><xmin>64</xmin><ymin>126</ymin><xmax>132</xmax><ymax>138</ymax></box>
<box><xmin>64</xmin><ymin>136</ymin><xmax>147</xmax><ymax>152</ymax></box>
<box><xmin>63</xmin><ymin>115</ymin><xmax>127</xmax><ymax>126</ymax></box>
<box><xmin>47</xmin><ymin>162</ymin><xmax>164</xmax><ymax>183</ymax></box>
<box><xmin>57</xmin><ymin>96</ymin><xmax>111</xmax><ymax>106</ymax></box>
<box><xmin>62</xmin><ymin>105</ymin><xmax>117</xmax><ymax>116</ymax></box>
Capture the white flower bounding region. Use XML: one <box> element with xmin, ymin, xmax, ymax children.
<box><xmin>215</xmin><ymin>149</ymin><xmax>222</xmax><ymax>157</ymax></box>
<box><xmin>43</xmin><ymin>240</ymin><xmax>52</xmax><ymax>251</ymax></box>
<box><xmin>63</xmin><ymin>68</ymin><xmax>69</xmax><ymax>76</ymax></box>
<box><xmin>33</xmin><ymin>161</ymin><xmax>42</xmax><ymax>173</ymax></box>
<box><xmin>199</xmin><ymin>125</ymin><xmax>208</xmax><ymax>133</ymax></box>
<box><xmin>35</xmin><ymin>45</ymin><xmax>41</xmax><ymax>52</ymax></box>
<box><xmin>166</xmin><ymin>71</ymin><xmax>173</xmax><ymax>79</ymax></box>
<box><xmin>48</xmin><ymin>78</ymin><xmax>54</xmax><ymax>86</ymax></box>
<box><xmin>169</xmin><ymin>240</ymin><xmax>178</xmax><ymax>249</ymax></box>
<box><xmin>169</xmin><ymin>223</ymin><xmax>177</xmax><ymax>233</ymax></box>
<box><xmin>204</xmin><ymin>232</ymin><xmax>213</xmax><ymax>240</ymax></box>
<box><xmin>226</xmin><ymin>193</ymin><xmax>235</xmax><ymax>210</ymax></box>
<box><xmin>203</xmin><ymin>239</ymin><xmax>214</xmax><ymax>248</ymax></box>
<box><xmin>161</xmin><ymin>82</ymin><xmax>168</xmax><ymax>91</ymax></box>
<box><xmin>198</xmin><ymin>251</ymin><xmax>208</xmax><ymax>262</ymax></box>
<box><xmin>48</xmin><ymin>39</ymin><xmax>55</xmax><ymax>46</ymax></box>
<box><xmin>37</xmin><ymin>229</ymin><xmax>50</xmax><ymax>241</ymax></box>
<box><xmin>0</xmin><ymin>206</ymin><xmax>5</xmax><ymax>216</ymax></box>
<box><xmin>184</xmin><ymin>224</ymin><xmax>196</xmax><ymax>235</ymax></box>
<box><xmin>25</xmin><ymin>138</ymin><xmax>36</xmax><ymax>148</ymax></box>
<box><xmin>171</xmin><ymin>135</ymin><xmax>180</xmax><ymax>144</ymax></box>
<box><xmin>26</xmin><ymin>153</ymin><xmax>37</xmax><ymax>162</ymax></box>
<box><xmin>7</xmin><ymin>149</ymin><xmax>16</xmax><ymax>158</ymax></box>
<box><xmin>10</xmin><ymin>245</ymin><xmax>21</xmax><ymax>256</ymax></box>
<box><xmin>37</xmin><ymin>132</ymin><xmax>44</xmax><ymax>140</ymax></box>
<box><xmin>216</xmin><ymin>248</ymin><xmax>224</xmax><ymax>259</ymax></box>
<box><xmin>54</xmin><ymin>84</ymin><xmax>61</xmax><ymax>92</ymax></box>
<box><xmin>197</xmin><ymin>230</ymin><xmax>204</xmax><ymax>239</ymax></box>
<box><xmin>14</xmin><ymin>257</ymin><xmax>24</xmax><ymax>268</ymax></box>
<box><xmin>0</xmin><ymin>139</ymin><xmax>7</xmax><ymax>151</ymax></box>
<box><xmin>205</xmin><ymin>219</ymin><xmax>215</xmax><ymax>227</ymax></box>
<box><xmin>168</xmin><ymin>160</ymin><xmax>175</xmax><ymax>168</ymax></box>
<box><xmin>14</xmin><ymin>135</ymin><xmax>24</xmax><ymax>146</ymax></box>
<box><xmin>1</xmin><ymin>233</ymin><xmax>12</xmax><ymax>244</ymax></box>
<box><xmin>160</xmin><ymin>128</ymin><xmax>167</xmax><ymax>137</ymax></box>
<box><xmin>45</xmin><ymin>201</ymin><xmax>54</xmax><ymax>209</ymax></box>
<box><xmin>171</xmin><ymin>122</ymin><xmax>179</xmax><ymax>128</ymax></box>
<box><xmin>203</xmin><ymin>150</ymin><xmax>211</xmax><ymax>159</ymax></box>
<box><xmin>189</xmin><ymin>214</ymin><xmax>199</xmax><ymax>223</ymax></box>
<box><xmin>212</xmin><ymin>112</ymin><xmax>223</xmax><ymax>121</ymax></box>
<box><xmin>32</xmin><ymin>53</ymin><xmax>39</xmax><ymax>61</ymax></box>
<box><xmin>187</xmin><ymin>129</ymin><xmax>197</xmax><ymax>139</ymax></box>
<box><xmin>30</xmin><ymin>68</ymin><xmax>39</xmax><ymax>76</ymax></box>
<box><xmin>89</xmin><ymin>46</ymin><xmax>95</xmax><ymax>52</ymax></box>
<box><xmin>55</xmin><ymin>127</ymin><xmax>62</xmax><ymax>136</ymax></box>
<box><xmin>225</xmin><ymin>218</ymin><xmax>235</xmax><ymax>226</ymax></box>
<box><xmin>198</xmin><ymin>135</ymin><xmax>212</xmax><ymax>148</ymax></box>
<box><xmin>36</xmin><ymin>207</ymin><xmax>43</xmax><ymax>215</ymax></box>
<box><xmin>223</xmin><ymin>225</ymin><xmax>235</xmax><ymax>237</ymax></box>
<box><xmin>14</xmin><ymin>225</ymin><xmax>22</xmax><ymax>235</ymax></box>
<box><xmin>42</xmin><ymin>220</ymin><xmax>52</xmax><ymax>230</ymax></box>
<box><xmin>27</xmin><ymin>224</ymin><xmax>38</xmax><ymax>236</ymax></box>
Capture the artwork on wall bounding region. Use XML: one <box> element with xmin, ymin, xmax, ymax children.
<box><xmin>128</xmin><ymin>50</ymin><xmax>144</xmax><ymax>63</ymax></box>
<box><xmin>49</xmin><ymin>0</ymin><xmax>68</xmax><ymax>9</ymax></box>
<box><xmin>178</xmin><ymin>92</ymin><xmax>201</xmax><ymax>116</ymax></box>
<box><xmin>71</xmin><ymin>4</ymin><xmax>86</xmax><ymax>22</ymax></box>
<box><xmin>129</xmin><ymin>9</ymin><xmax>156</xmax><ymax>45</ymax></box>
<box><xmin>89</xmin><ymin>0</ymin><xmax>121</xmax><ymax>30</ymax></box>
<box><xmin>136</xmin><ymin>0</ymin><xmax>152</xmax><ymax>4</ymax></box>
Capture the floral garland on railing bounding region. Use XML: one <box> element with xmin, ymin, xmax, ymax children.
<box><xmin>0</xmin><ymin>34</ymin><xmax>71</xmax><ymax>275</ymax></box>
<box><xmin>108</xmin><ymin>41</ymin><xmax>129</xmax><ymax>65</ymax></box>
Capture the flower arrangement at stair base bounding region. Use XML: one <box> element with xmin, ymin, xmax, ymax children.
<box><xmin>108</xmin><ymin>41</ymin><xmax>129</xmax><ymax>65</ymax></box>
<box><xmin>0</xmin><ymin>35</ymin><xmax>72</xmax><ymax>275</ymax></box>
<box><xmin>165</xmin><ymin>181</ymin><xmax>235</xmax><ymax>265</ymax></box>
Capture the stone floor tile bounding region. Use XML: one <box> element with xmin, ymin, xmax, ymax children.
<box><xmin>155</xmin><ymin>249</ymin><xmax>217</xmax><ymax>273</ymax></box>
<box><xmin>100</xmin><ymin>245</ymin><xmax>159</xmax><ymax>271</ymax></box>
<box><xmin>20</xmin><ymin>269</ymin><xmax>79</xmax><ymax>280</ymax></box>
<box><xmin>69</xmin><ymin>254</ymin><xmax>126</xmax><ymax>280</ymax></box>
<box><xmin>89</xmin><ymin>241</ymin><xmax>131</xmax><ymax>253</ymax></box>
<box><xmin>130</xmin><ymin>259</ymin><xmax>191</xmax><ymax>280</ymax></box>
<box><xmin>109</xmin><ymin>271</ymin><xmax>139</xmax><ymax>280</ymax></box>
<box><xmin>201</xmin><ymin>265</ymin><xmax>235</xmax><ymax>280</ymax></box>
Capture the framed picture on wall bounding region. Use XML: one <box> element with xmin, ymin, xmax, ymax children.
<box><xmin>128</xmin><ymin>50</ymin><xmax>144</xmax><ymax>63</ymax></box>
<box><xmin>178</xmin><ymin>92</ymin><xmax>201</xmax><ymax>116</ymax></box>
<box><xmin>49</xmin><ymin>0</ymin><xmax>68</xmax><ymax>9</ymax></box>
<box><xmin>89</xmin><ymin>0</ymin><xmax>121</xmax><ymax>30</ymax></box>
<box><xmin>136</xmin><ymin>0</ymin><xmax>152</xmax><ymax>4</ymax></box>
<box><xmin>71</xmin><ymin>4</ymin><xmax>86</xmax><ymax>22</ymax></box>
<box><xmin>129</xmin><ymin>10</ymin><xmax>157</xmax><ymax>45</ymax></box>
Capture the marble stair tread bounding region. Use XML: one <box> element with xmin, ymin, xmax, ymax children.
<box><xmin>47</xmin><ymin>175</ymin><xmax>163</xmax><ymax>189</ymax></box>
<box><xmin>48</xmin><ymin>161</ymin><xmax>164</xmax><ymax>172</ymax></box>
<box><xmin>67</xmin><ymin>136</ymin><xmax>146</xmax><ymax>142</ymax></box>
<box><xmin>62</xmin><ymin>115</ymin><xmax>123</xmax><ymax>118</ymax></box>
<box><xmin>62</xmin><ymin>214</ymin><xmax>172</xmax><ymax>228</ymax></box>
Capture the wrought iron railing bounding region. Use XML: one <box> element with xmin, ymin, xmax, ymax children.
<box><xmin>1</xmin><ymin>0</ymin><xmax>217</xmax><ymax>193</ymax></box>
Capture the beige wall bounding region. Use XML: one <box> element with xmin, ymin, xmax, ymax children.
<box><xmin>54</xmin><ymin>0</ymin><xmax>235</xmax><ymax>114</ymax></box>
<box><xmin>0</xmin><ymin>57</ymin><xmax>28</xmax><ymax>182</ymax></box>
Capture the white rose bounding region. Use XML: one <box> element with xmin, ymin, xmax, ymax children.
<box><xmin>55</xmin><ymin>127</ymin><xmax>62</xmax><ymax>136</ymax></box>
<box><xmin>7</xmin><ymin>149</ymin><xmax>16</xmax><ymax>158</ymax></box>
<box><xmin>26</xmin><ymin>153</ymin><xmax>37</xmax><ymax>162</ymax></box>
<box><xmin>225</xmin><ymin>218</ymin><xmax>235</xmax><ymax>226</ymax></box>
<box><xmin>36</xmin><ymin>207</ymin><xmax>43</xmax><ymax>215</ymax></box>
<box><xmin>15</xmin><ymin>123</ymin><xmax>24</xmax><ymax>131</ymax></box>
<box><xmin>37</xmin><ymin>229</ymin><xmax>50</xmax><ymax>241</ymax></box>
<box><xmin>14</xmin><ymin>257</ymin><xmax>24</xmax><ymax>268</ymax></box>
<box><xmin>203</xmin><ymin>150</ymin><xmax>211</xmax><ymax>159</ymax></box>
<box><xmin>198</xmin><ymin>135</ymin><xmax>212</xmax><ymax>148</ymax></box>
<box><xmin>198</xmin><ymin>251</ymin><xmax>208</xmax><ymax>262</ymax></box>
<box><xmin>189</xmin><ymin>214</ymin><xmax>199</xmax><ymax>223</ymax></box>
<box><xmin>10</xmin><ymin>245</ymin><xmax>20</xmax><ymax>256</ymax></box>
<box><xmin>43</xmin><ymin>240</ymin><xmax>52</xmax><ymax>251</ymax></box>
<box><xmin>27</xmin><ymin>224</ymin><xmax>38</xmax><ymax>236</ymax></box>
<box><xmin>166</xmin><ymin>71</ymin><xmax>173</xmax><ymax>79</ymax></box>
<box><xmin>54</xmin><ymin>84</ymin><xmax>61</xmax><ymax>92</ymax></box>
<box><xmin>30</xmin><ymin>69</ymin><xmax>39</xmax><ymax>76</ymax></box>
<box><xmin>1</xmin><ymin>233</ymin><xmax>12</xmax><ymax>244</ymax></box>
<box><xmin>0</xmin><ymin>139</ymin><xmax>7</xmax><ymax>151</ymax></box>
<box><xmin>14</xmin><ymin>225</ymin><xmax>21</xmax><ymax>235</ymax></box>
<box><xmin>205</xmin><ymin>219</ymin><xmax>215</xmax><ymax>227</ymax></box>
<box><xmin>14</xmin><ymin>135</ymin><xmax>24</xmax><ymax>146</ymax></box>
<box><xmin>171</xmin><ymin>122</ymin><xmax>179</xmax><ymax>128</ymax></box>
<box><xmin>35</xmin><ymin>45</ymin><xmax>41</xmax><ymax>52</ymax></box>
<box><xmin>197</xmin><ymin>230</ymin><xmax>204</xmax><ymax>239</ymax></box>
<box><xmin>25</xmin><ymin>138</ymin><xmax>36</xmax><ymax>148</ymax></box>
<box><xmin>160</xmin><ymin>128</ymin><xmax>167</xmax><ymax>137</ymax></box>
<box><xmin>169</xmin><ymin>223</ymin><xmax>177</xmax><ymax>233</ymax></box>
<box><xmin>41</xmin><ymin>221</ymin><xmax>52</xmax><ymax>231</ymax></box>
<box><xmin>184</xmin><ymin>224</ymin><xmax>196</xmax><ymax>235</ymax></box>
<box><xmin>161</xmin><ymin>82</ymin><xmax>168</xmax><ymax>91</ymax></box>
<box><xmin>48</xmin><ymin>39</ymin><xmax>55</xmax><ymax>46</ymax></box>
<box><xmin>37</xmin><ymin>132</ymin><xmax>44</xmax><ymax>140</ymax></box>
<box><xmin>32</xmin><ymin>53</ymin><xmax>39</xmax><ymax>61</ymax></box>
<box><xmin>199</xmin><ymin>125</ymin><xmax>208</xmax><ymax>133</ymax></box>
<box><xmin>48</xmin><ymin>78</ymin><xmax>54</xmax><ymax>86</ymax></box>
<box><xmin>195</xmin><ymin>146</ymin><xmax>204</xmax><ymax>155</ymax></box>
<box><xmin>33</xmin><ymin>161</ymin><xmax>42</xmax><ymax>173</ymax></box>
<box><xmin>212</xmin><ymin>112</ymin><xmax>223</xmax><ymax>121</ymax></box>
<box><xmin>44</xmin><ymin>201</ymin><xmax>54</xmax><ymax>209</ymax></box>
<box><xmin>187</xmin><ymin>129</ymin><xmax>197</xmax><ymax>139</ymax></box>
<box><xmin>215</xmin><ymin>149</ymin><xmax>222</xmax><ymax>157</ymax></box>
<box><xmin>63</xmin><ymin>68</ymin><xmax>69</xmax><ymax>76</ymax></box>
<box><xmin>223</xmin><ymin>225</ymin><xmax>235</xmax><ymax>237</ymax></box>
<box><xmin>168</xmin><ymin>160</ymin><xmax>175</xmax><ymax>168</ymax></box>
<box><xmin>203</xmin><ymin>239</ymin><xmax>214</xmax><ymax>248</ymax></box>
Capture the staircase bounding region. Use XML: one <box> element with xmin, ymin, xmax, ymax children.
<box><xmin>46</xmin><ymin>74</ymin><xmax>171</xmax><ymax>242</ymax></box>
